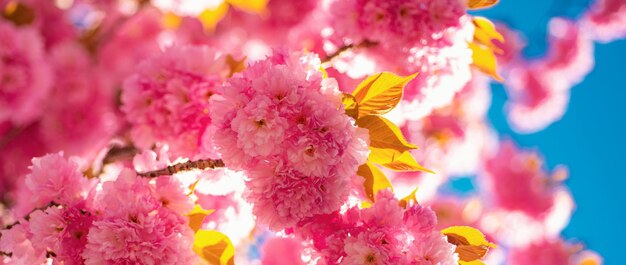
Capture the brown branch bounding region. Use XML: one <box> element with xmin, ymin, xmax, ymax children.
<box><xmin>0</xmin><ymin>201</ymin><xmax>60</xmax><ymax>256</ymax></box>
<box><xmin>321</xmin><ymin>40</ymin><xmax>379</xmax><ymax>64</ymax></box>
<box><xmin>137</xmin><ymin>159</ymin><xmax>225</xmax><ymax>178</ymax></box>
<box><xmin>102</xmin><ymin>145</ymin><xmax>139</xmax><ymax>165</ymax></box>
<box><xmin>4</xmin><ymin>201</ymin><xmax>60</xmax><ymax>230</ymax></box>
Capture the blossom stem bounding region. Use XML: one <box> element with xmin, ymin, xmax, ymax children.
<box><xmin>321</xmin><ymin>40</ymin><xmax>378</xmax><ymax>64</ymax></box>
<box><xmin>137</xmin><ymin>159</ymin><xmax>225</xmax><ymax>178</ymax></box>
<box><xmin>4</xmin><ymin>201</ymin><xmax>60</xmax><ymax>230</ymax></box>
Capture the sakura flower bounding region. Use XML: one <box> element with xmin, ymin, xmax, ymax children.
<box><xmin>326</xmin><ymin>0</ymin><xmax>475</xmax><ymax>119</ymax></box>
<box><xmin>39</xmin><ymin>41</ymin><xmax>118</xmax><ymax>158</ymax></box>
<box><xmin>581</xmin><ymin>0</ymin><xmax>626</xmax><ymax>42</ymax></box>
<box><xmin>0</xmin><ymin>21</ymin><xmax>53</xmax><ymax>126</ymax></box>
<box><xmin>20</xmin><ymin>153</ymin><xmax>92</xmax><ymax>212</ymax></box>
<box><xmin>209</xmin><ymin>49</ymin><xmax>369</xmax><ymax>230</ymax></box>
<box><xmin>122</xmin><ymin>44</ymin><xmax>229</xmax><ymax>158</ymax></box>
<box><xmin>261</xmin><ymin>237</ymin><xmax>306</xmax><ymax>265</ymax></box>
<box><xmin>84</xmin><ymin>169</ymin><xmax>197</xmax><ymax>264</ymax></box>
<box><xmin>407</xmin><ymin>231</ymin><xmax>459</xmax><ymax>265</ymax></box>
<box><xmin>28</xmin><ymin>204</ymin><xmax>95</xmax><ymax>264</ymax></box>
<box><xmin>0</xmin><ymin>224</ymin><xmax>46</xmax><ymax>265</ymax></box>
<box><xmin>82</xmin><ymin>209</ymin><xmax>196</xmax><ymax>265</ymax></box>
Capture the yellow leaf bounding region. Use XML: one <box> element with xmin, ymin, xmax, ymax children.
<box><xmin>460</xmin><ymin>261</ymin><xmax>486</xmax><ymax>265</ymax></box>
<box><xmin>319</xmin><ymin>66</ymin><xmax>328</xmax><ymax>79</ymax></box>
<box><xmin>163</xmin><ymin>12</ymin><xmax>182</xmax><ymax>29</ymax></box>
<box><xmin>442</xmin><ymin>226</ymin><xmax>496</xmax><ymax>262</ymax></box>
<box><xmin>472</xmin><ymin>17</ymin><xmax>504</xmax><ymax>53</ymax></box>
<box><xmin>226</xmin><ymin>0</ymin><xmax>268</xmax><ymax>13</ymax></box>
<box><xmin>356</xmin><ymin>115</ymin><xmax>417</xmax><ymax>152</ymax></box>
<box><xmin>3</xmin><ymin>1</ymin><xmax>35</xmax><ymax>26</ymax></box>
<box><xmin>356</xmin><ymin>162</ymin><xmax>393</xmax><ymax>201</ymax></box>
<box><xmin>469</xmin><ymin>42</ymin><xmax>503</xmax><ymax>82</ymax></box>
<box><xmin>193</xmin><ymin>230</ymin><xmax>235</xmax><ymax>265</ymax></box>
<box><xmin>467</xmin><ymin>0</ymin><xmax>499</xmax><ymax>9</ymax></box>
<box><xmin>198</xmin><ymin>2</ymin><xmax>229</xmax><ymax>31</ymax></box>
<box><xmin>369</xmin><ymin>148</ymin><xmax>434</xmax><ymax>173</ymax></box>
<box><xmin>398</xmin><ymin>186</ymin><xmax>419</xmax><ymax>208</ymax></box>
<box><xmin>342</xmin><ymin>93</ymin><xmax>359</xmax><ymax>120</ymax></box>
<box><xmin>225</xmin><ymin>55</ymin><xmax>246</xmax><ymax>77</ymax></box>
<box><xmin>351</xmin><ymin>72</ymin><xmax>418</xmax><ymax>117</ymax></box>
<box><xmin>187</xmin><ymin>205</ymin><xmax>215</xmax><ymax>233</ymax></box>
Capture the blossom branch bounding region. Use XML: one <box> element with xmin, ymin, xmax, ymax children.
<box><xmin>321</xmin><ymin>40</ymin><xmax>378</xmax><ymax>64</ymax></box>
<box><xmin>137</xmin><ymin>159</ymin><xmax>225</xmax><ymax>178</ymax></box>
<box><xmin>0</xmin><ymin>201</ymin><xmax>60</xmax><ymax>257</ymax></box>
<box><xmin>4</xmin><ymin>201</ymin><xmax>60</xmax><ymax>230</ymax></box>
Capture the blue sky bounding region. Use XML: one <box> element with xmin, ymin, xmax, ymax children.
<box><xmin>471</xmin><ymin>1</ymin><xmax>625</xmax><ymax>262</ymax></box>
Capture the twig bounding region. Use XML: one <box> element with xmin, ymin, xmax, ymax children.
<box><xmin>321</xmin><ymin>40</ymin><xmax>379</xmax><ymax>64</ymax></box>
<box><xmin>4</xmin><ymin>201</ymin><xmax>60</xmax><ymax>230</ymax></box>
<box><xmin>137</xmin><ymin>159</ymin><xmax>225</xmax><ymax>178</ymax></box>
<box><xmin>102</xmin><ymin>145</ymin><xmax>139</xmax><ymax>165</ymax></box>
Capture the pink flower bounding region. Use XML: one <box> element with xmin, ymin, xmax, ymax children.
<box><xmin>22</xmin><ymin>153</ymin><xmax>92</xmax><ymax>210</ymax></box>
<box><xmin>543</xmin><ymin>18</ymin><xmax>594</xmax><ymax>84</ymax></box>
<box><xmin>342</xmin><ymin>230</ymin><xmax>400</xmax><ymax>264</ymax></box>
<box><xmin>97</xmin><ymin>7</ymin><xmax>164</xmax><ymax>85</ymax></box>
<box><xmin>122</xmin><ymin>44</ymin><xmax>229</xmax><ymax>158</ymax></box>
<box><xmin>507</xmin><ymin>239</ymin><xmax>571</xmax><ymax>265</ymax></box>
<box><xmin>82</xmin><ymin>209</ymin><xmax>196</xmax><ymax>265</ymax></box>
<box><xmin>0</xmin><ymin>21</ymin><xmax>53</xmax><ymax>126</ymax></box>
<box><xmin>296</xmin><ymin>191</ymin><xmax>457</xmax><ymax>265</ymax></box>
<box><xmin>403</xmin><ymin>205</ymin><xmax>437</xmax><ymax>234</ymax></box>
<box><xmin>91</xmin><ymin>169</ymin><xmax>161</xmax><ymax>218</ymax></box>
<box><xmin>329</xmin><ymin>0</ymin><xmax>466</xmax><ymax>46</ymax></box>
<box><xmin>502</xmin><ymin>18</ymin><xmax>593</xmax><ymax>133</ymax></box>
<box><xmin>480</xmin><ymin>141</ymin><xmax>562</xmax><ymax>218</ymax></box>
<box><xmin>407</xmin><ymin>231</ymin><xmax>458</xmax><ymax>265</ymax></box>
<box><xmin>504</xmin><ymin>64</ymin><xmax>570</xmax><ymax>133</ymax></box>
<box><xmin>581</xmin><ymin>0</ymin><xmax>626</xmax><ymax>42</ymax></box>
<box><xmin>39</xmin><ymin>41</ymin><xmax>118</xmax><ymax>158</ymax></box>
<box><xmin>210</xmin><ymin>50</ymin><xmax>369</xmax><ymax>230</ymax></box>
<box><xmin>84</xmin><ymin>168</ymin><xmax>196</xmax><ymax>264</ymax></box>
<box><xmin>261</xmin><ymin>237</ymin><xmax>305</xmax><ymax>265</ymax></box>
<box><xmin>246</xmin><ymin>162</ymin><xmax>351</xmax><ymax>230</ymax></box>
<box><xmin>0</xmin><ymin>224</ymin><xmax>46</xmax><ymax>265</ymax></box>
<box><xmin>28</xmin><ymin>204</ymin><xmax>95</xmax><ymax>265</ymax></box>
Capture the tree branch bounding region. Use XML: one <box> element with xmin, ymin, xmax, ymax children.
<box><xmin>137</xmin><ymin>159</ymin><xmax>225</xmax><ymax>178</ymax></box>
<box><xmin>321</xmin><ymin>40</ymin><xmax>379</xmax><ymax>64</ymax></box>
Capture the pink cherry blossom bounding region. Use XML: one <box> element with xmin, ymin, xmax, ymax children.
<box><xmin>20</xmin><ymin>153</ymin><xmax>92</xmax><ymax>212</ymax></box>
<box><xmin>122</xmin><ymin>44</ymin><xmax>229</xmax><ymax>158</ymax></box>
<box><xmin>0</xmin><ymin>21</ymin><xmax>53</xmax><ymax>126</ymax></box>
<box><xmin>210</xmin><ymin>49</ymin><xmax>369</xmax><ymax>229</ymax></box>
<box><xmin>261</xmin><ymin>237</ymin><xmax>305</xmax><ymax>265</ymax></box>
<box><xmin>581</xmin><ymin>0</ymin><xmax>626</xmax><ymax>42</ymax></box>
<box><xmin>28</xmin><ymin>204</ymin><xmax>95</xmax><ymax>264</ymax></box>
<box><xmin>0</xmin><ymin>224</ymin><xmax>46</xmax><ymax>265</ymax></box>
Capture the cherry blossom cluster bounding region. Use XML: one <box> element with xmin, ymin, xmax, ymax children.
<box><xmin>0</xmin><ymin>0</ymin><xmax>618</xmax><ymax>264</ymax></box>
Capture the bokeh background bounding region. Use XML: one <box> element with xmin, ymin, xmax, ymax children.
<box><xmin>448</xmin><ymin>0</ymin><xmax>625</xmax><ymax>263</ymax></box>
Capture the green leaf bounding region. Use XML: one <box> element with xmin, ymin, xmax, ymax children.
<box><xmin>356</xmin><ymin>162</ymin><xmax>393</xmax><ymax>202</ymax></box>
<box><xmin>352</xmin><ymin>72</ymin><xmax>418</xmax><ymax>117</ymax></box>
<box><xmin>369</xmin><ymin>148</ymin><xmax>434</xmax><ymax>173</ymax></box>
<box><xmin>193</xmin><ymin>230</ymin><xmax>235</xmax><ymax>265</ymax></box>
<box><xmin>356</xmin><ymin>115</ymin><xmax>418</xmax><ymax>152</ymax></box>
